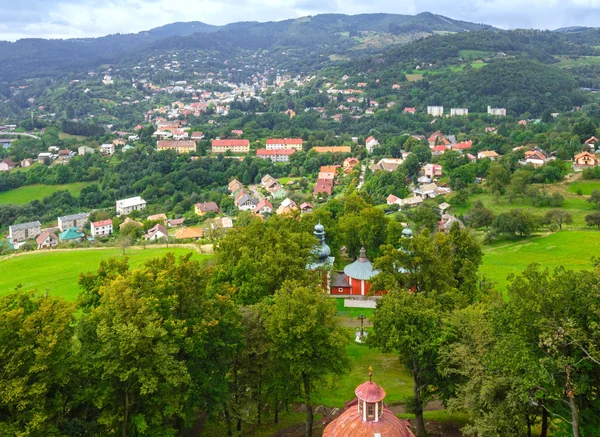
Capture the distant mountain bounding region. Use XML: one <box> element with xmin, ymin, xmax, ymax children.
<box><xmin>0</xmin><ymin>12</ymin><xmax>495</xmax><ymax>83</ymax></box>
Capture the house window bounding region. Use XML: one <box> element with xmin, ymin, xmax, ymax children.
<box><xmin>367</xmin><ymin>404</ymin><xmax>374</xmax><ymax>418</ymax></box>
<box><xmin>338</xmin><ymin>288</ymin><xmax>343</xmax><ymax>293</ymax></box>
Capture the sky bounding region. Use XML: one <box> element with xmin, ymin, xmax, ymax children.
<box><xmin>3</xmin><ymin>0</ymin><xmax>600</xmax><ymax>41</ymax></box>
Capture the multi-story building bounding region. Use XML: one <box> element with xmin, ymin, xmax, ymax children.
<box><xmin>157</xmin><ymin>140</ymin><xmax>196</xmax><ymax>154</ymax></box>
<box><xmin>9</xmin><ymin>221</ymin><xmax>42</xmax><ymax>242</ymax></box>
<box><xmin>211</xmin><ymin>139</ymin><xmax>250</xmax><ymax>154</ymax></box>
<box><xmin>312</xmin><ymin>146</ymin><xmax>352</xmax><ymax>154</ymax></box>
<box><xmin>450</xmin><ymin>108</ymin><xmax>469</xmax><ymax>116</ymax></box>
<box><xmin>427</xmin><ymin>106</ymin><xmax>444</xmax><ymax>117</ymax></box>
<box><xmin>58</xmin><ymin>213</ymin><xmax>89</xmax><ymax>232</ymax></box>
<box><xmin>487</xmin><ymin>106</ymin><xmax>507</xmax><ymax>116</ymax></box>
<box><xmin>91</xmin><ymin>220</ymin><xmax>113</xmax><ymax>238</ymax></box>
<box><xmin>256</xmin><ymin>149</ymin><xmax>295</xmax><ymax>162</ymax></box>
<box><xmin>116</xmin><ymin>196</ymin><xmax>147</xmax><ymax>215</ymax></box>
<box><xmin>100</xmin><ymin>144</ymin><xmax>116</xmax><ymax>155</ymax></box>
<box><xmin>265</xmin><ymin>138</ymin><xmax>303</xmax><ymax>151</ymax></box>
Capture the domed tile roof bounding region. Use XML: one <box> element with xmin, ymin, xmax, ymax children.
<box><xmin>355</xmin><ymin>381</ymin><xmax>386</xmax><ymax>403</ymax></box>
<box><xmin>344</xmin><ymin>247</ymin><xmax>379</xmax><ymax>281</ymax></box>
<box><xmin>323</xmin><ymin>405</ymin><xmax>414</xmax><ymax>437</ymax></box>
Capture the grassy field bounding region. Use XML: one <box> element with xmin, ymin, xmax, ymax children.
<box><xmin>567</xmin><ymin>179</ymin><xmax>600</xmax><ymax>195</ymax></box>
<box><xmin>0</xmin><ymin>248</ymin><xmax>212</xmax><ymax>301</ymax></box>
<box><xmin>405</xmin><ymin>73</ymin><xmax>424</xmax><ymax>82</ymax></box>
<box><xmin>459</xmin><ymin>50</ymin><xmax>491</xmax><ymax>60</ymax></box>
<box><xmin>555</xmin><ymin>55</ymin><xmax>600</xmax><ymax>68</ymax></box>
<box><xmin>313</xmin><ymin>330</ymin><xmax>412</xmax><ymax>408</ymax></box>
<box><xmin>0</xmin><ymin>183</ymin><xmax>92</xmax><ymax>205</ymax></box>
<box><xmin>480</xmin><ymin>230</ymin><xmax>600</xmax><ymax>294</ymax></box>
<box><xmin>59</xmin><ymin>132</ymin><xmax>88</xmax><ymax>141</ymax></box>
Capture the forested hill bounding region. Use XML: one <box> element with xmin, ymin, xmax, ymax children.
<box><xmin>0</xmin><ymin>12</ymin><xmax>493</xmax><ymax>83</ymax></box>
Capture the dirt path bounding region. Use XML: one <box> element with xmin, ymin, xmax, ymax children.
<box><xmin>0</xmin><ymin>244</ymin><xmax>214</xmax><ymax>261</ymax></box>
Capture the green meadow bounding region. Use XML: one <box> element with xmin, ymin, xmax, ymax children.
<box><xmin>480</xmin><ymin>230</ymin><xmax>600</xmax><ymax>294</ymax></box>
<box><xmin>0</xmin><ymin>182</ymin><xmax>92</xmax><ymax>205</ymax></box>
<box><xmin>0</xmin><ymin>248</ymin><xmax>212</xmax><ymax>301</ymax></box>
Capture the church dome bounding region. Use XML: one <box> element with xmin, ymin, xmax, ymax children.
<box><xmin>314</xmin><ymin>222</ymin><xmax>325</xmax><ymax>234</ymax></box>
<box><xmin>344</xmin><ymin>247</ymin><xmax>379</xmax><ymax>281</ymax></box>
<box><xmin>323</xmin><ymin>377</ymin><xmax>415</xmax><ymax>437</ymax></box>
<box><xmin>402</xmin><ymin>227</ymin><xmax>413</xmax><ymax>237</ymax></box>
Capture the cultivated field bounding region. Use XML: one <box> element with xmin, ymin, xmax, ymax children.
<box><xmin>0</xmin><ymin>247</ymin><xmax>212</xmax><ymax>300</ymax></box>
<box><xmin>0</xmin><ymin>182</ymin><xmax>92</xmax><ymax>205</ymax></box>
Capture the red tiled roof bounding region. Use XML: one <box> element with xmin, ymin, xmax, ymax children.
<box><xmin>212</xmin><ymin>139</ymin><xmax>249</xmax><ymax>147</ymax></box>
<box><xmin>266</xmin><ymin>138</ymin><xmax>302</xmax><ymax>145</ymax></box>
<box><xmin>92</xmin><ymin>220</ymin><xmax>112</xmax><ymax>227</ymax></box>
<box><xmin>431</xmin><ymin>145</ymin><xmax>447</xmax><ymax>152</ymax></box>
<box><xmin>453</xmin><ymin>140</ymin><xmax>473</xmax><ymax>150</ymax></box>
<box><xmin>256</xmin><ymin>149</ymin><xmax>296</xmax><ymax>155</ymax></box>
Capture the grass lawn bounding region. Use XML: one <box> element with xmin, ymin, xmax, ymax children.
<box><xmin>11</xmin><ymin>163</ymin><xmax>41</xmax><ymax>173</ymax></box>
<box><xmin>203</xmin><ymin>411</ymin><xmax>322</xmax><ymax>437</ymax></box>
<box><xmin>405</xmin><ymin>73</ymin><xmax>424</xmax><ymax>82</ymax></box>
<box><xmin>568</xmin><ymin>179</ymin><xmax>600</xmax><ymax>195</ymax></box>
<box><xmin>480</xmin><ymin>230</ymin><xmax>600</xmax><ymax>295</ymax></box>
<box><xmin>278</xmin><ymin>177</ymin><xmax>301</xmax><ymax>184</ymax></box>
<box><xmin>0</xmin><ymin>182</ymin><xmax>93</xmax><ymax>205</ymax></box>
<box><xmin>556</xmin><ymin>55</ymin><xmax>600</xmax><ymax>68</ymax></box>
<box><xmin>59</xmin><ymin>132</ymin><xmax>87</xmax><ymax>141</ymax></box>
<box><xmin>334</xmin><ymin>298</ymin><xmax>375</xmax><ymax>318</ymax></box>
<box><xmin>459</xmin><ymin>49</ymin><xmax>491</xmax><ymax>60</ymax></box>
<box><xmin>0</xmin><ymin>248</ymin><xmax>212</xmax><ymax>301</ymax></box>
<box><xmin>313</xmin><ymin>328</ymin><xmax>412</xmax><ymax>408</ymax></box>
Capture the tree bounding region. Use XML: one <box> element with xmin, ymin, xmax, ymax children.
<box><xmin>544</xmin><ymin>209</ymin><xmax>573</xmax><ymax>230</ymax></box>
<box><xmin>587</xmin><ymin>189</ymin><xmax>600</xmax><ymax>208</ymax></box>
<box><xmin>369</xmin><ymin>291</ymin><xmax>444</xmax><ymax>437</ymax></box>
<box><xmin>465</xmin><ymin>200</ymin><xmax>495</xmax><ymax>229</ymax></box>
<box><xmin>413</xmin><ymin>144</ymin><xmax>432</xmax><ymax>164</ymax></box>
<box><xmin>0</xmin><ymin>292</ymin><xmax>77</xmax><ymax>436</ymax></box>
<box><xmin>264</xmin><ymin>281</ymin><xmax>349</xmax><ymax>437</ymax></box>
<box><xmin>486</xmin><ymin>163</ymin><xmax>511</xmax><ymax>201</ymax></box>
<box><xmin>585</xmin><ymin>211</ymin><xmax>600</xmax><ymax>229</ymax></box>
<box><xmin>492</xmin><ymin>209</ymin><xmax>539</xmax><ymax>237</ymax></box>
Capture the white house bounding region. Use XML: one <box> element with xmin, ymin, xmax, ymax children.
<box><xmin>100</xmin><ymin>144</ymin><xmax>116</xmax><ymax>155</ymax></box>
<box><xmin>365</xmin><ymin>136</ymin><xmax>380</xmax><ymax>153</ymax></box>
<box><xmin>116</xmin><ymin>196</ymin><xmax>147</xmax><ymax>215</ymax></box>
<box><xmin>487</xmin><ymin>106</ymin><xmax>507</xmax><ymax>116</ymax></box>
<box><xmin>235</xmin><ymin>193</ymin><xmax>259</xmax><ymax>211</ymax></box>
<box><xmin>427</xmin><ymin>106</ymin><xmax>444</xmax><ymax>117</ymax></box>
<box><xmin>91</xmin><ymin>219</ymin><xmax>113</xmax><ymax>238</ymax></box>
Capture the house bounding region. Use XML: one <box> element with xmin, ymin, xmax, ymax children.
<box><xmin>488</xmin><ymin>106</ymin><xmax>507</xmax><ymax>116</ymax></box>
<box><xmin>9</xmin><ymin>221</ymin><xmax>42</xmax><ymax>242</ymax></box>
<box><xmin>369</xmin><ymin>158</ymin><xmax>403</xmax><ymax>173</ymax></box>
<box><xmin>113</xmin><ymin>138</ymin><xmax>126</xmax><ymax>147</ymax></box>
<box><xmin>194</xmin><ymin>202</ymin><xmax>220</xmax><ymax>216</ymax></box>
<box><xmin>157</xmin><ymin>140</ymin><xmax>196</xmax><ymax>154</ymax></box>
<box><xmin>427</xmin><ymin>106</ymin><xmax>444</xmax><ymax>117</ymax></box>
<box><xmin>365</xmin><ymin>136</ymin><xmax>380</xmax><ymax>153</ymax></box>
<box><xmin>254</xmin><ymin>199</ymin><xmax>273</xmax><ymax>216</ymax></box>
<box><xmin>100</xmin><ymin>144</ymin><xmax>116</xmax><ymax>155</ymax></box>
<box><xmin>439</xmin><ymin>202</ymin><xmax>451</xmax><ymax>214</ymax></box>
<box><xmin>276</xmin><ymin>198</ymin><xmax>298</xmax><ymax>215</ymax></box>
<box><xmin>266</xmin><ymin>138</ymin><xmax>303</xmax><ymax>151</ymax></box>
<box><xmin>523</xmin><ymin>149</ymin><xmax>548</xmax><ymax>167</ymax></box>
<box><xmin>175</xmin><ymin>227</ymin><xmax>204</xmax><ymax>240</ymax></box>
<box><xmin>485</xmin><ymin>127</ymin><xmax>497</xmax><ymax>133</ymax></box>
<box><xmin>145</xmin><ymin>224</ymin><xmax>169</xmax><ymax>241</ymax></box>
<box><xmin>574</xmin><ymin>151</ymin><xmax>598</xmax><ymax>169</ymax></box>
<box><xmin>430</xmin><ymin>145</ymin><xmax>447</xmax><ymax>156</ymax></box>
<box><xmin>452</xmin><ymin>140</ymin><xmax>473</xmax><ymax>151</ymax></box>
<box><xmin>211</xmin><ymin>139</ymin><xmax>250</xmax><ymax>154</ymax></box>
<box><xmin>91</xmin><ymin>219</ymin><xmax>113</xmax><ymax>238</ymax></box>
<box><xmin>260</xmin><ymin>174</ymin><xmax>279</xmax><ymax>190</ymax></box>
<box><xmin>58</xmin><ymin>213</ymin><xmax>89</xmax><ymax>232</ymax></box>
<box><xmin>312</xmin><ymin>146</ymin><xmax>352</xmax><ymax>154</ymax></box>
<box><xmin>314</xmin><ymin>176</ymin><xmax>334</xmax><ymax>196</ymax></box>
<box><xmin>256</xmin><ymin>149</ymin><xmax>295</xmax><ymax>162</ymax></box>
<box><xmin>300</xmin><ymin>202</ymin><xmax>313</xmax><ymax>214</ymax></box>
<box><xmin>387</xmin><ymin>194</ymin><xmax>401</xmax><ymax>206</ymax></box>
<box><xmin>270</xmin><ymin>186</ymin><xmax>288</xmax><ymax>200</ymax></box>
<box><xmin>168</xmin><ymin>218</ymin><xmax>185</xmax><ymax>228</ymax></box>
<box><xmin>399</xmin><ymin>196</ymin><xmax>424</xmax><ymax>208</ymax></box>
<box><xmin>403</xmin><ymin>107</ymin><xmax>416</xmax><ymax>114</ymax></box>
<box><xmin>37</xmin><ymin>152</ymin><xmax>53</xmax><ymax>164</ymax></box>
<box><xmin>415</xmin><ymin>183</ymin><xmax>439</xmax><ymax>199</ymax></box>
<box><xmin>147</xmin><ymin>213</ymin><xmax>168</xmax><ymax>225</ymax></box>
<box><xmin>424</xmin><ymin>164</ymin><xmax>443</xmax><ymax>178</ymax></box>
<box><xmin>343</xmin><ymin>157</ymin><xmax>360</xmax><ymax>174</ymax></box>
<box><xmin>428</xmin><ymin>131</ymin><xmax>451</xmax><ymax>148</ymax></box>
<box><xmin>478</xmin><ymin>150</ymin><xmax>500</xmax><ymax>160</ymax></box>
<box><xmin>59</xmin><ymin>227</ymin><xmax>85</xmax><ymax>242</ymax></box>
<box><xmin>585</xmin><ymin>136</ymin><xmax>598</xmax><ymax>150</ymax></box>
<box><xmin>466</xmin><ymin>153</ymin><xmax>477</xmax><ymax>163</ymax></box>
<box><xmin>235</xmin><ymin>193</ymin><xmax>259</xmax><ymax>211</ymax></box>
<box><xmin>0</xmin><ymin>159</ymin><xmax>16</xmax><ymax>172</ymax></box>
<box><xmin>36</xmin><ymin>231</ymin><xmax>59</xmax><ymax>249</ymax></box>
<box><xmin>228</xmin><ymin>178</ymin><xmax>244</xmax><ymax>194</ymax></box>
<box><xmin>191</xmin><ymin>132</ymin><xmax>205</xmax><ymax>141</ymax></box>
<box><xmin>78</xmin><ymin>146</ymin><xmax>95</xmax><ymax>156</ymax></box>
<box><xmin>439</xmin><ymin>214</ymin><xmax>465</xmax><ymax>233</ymax></box>
<box><xmin>231</xmin><ymin>130</ymin><xmax>244</xmax><ymax>136</ymax></box>
<box><xmin>20</xmin><ymin>158</ymin><xmax>34</xmax><ymax>168</ymax></box>
<box><xmin>116</xmin><ymin>196</ymin><xmax>147</xmax><ymax>215</ymax></box>
<box><xmin>450</xmin><ymin>108</ymin><xmax>469</xmax><ymax>116</ymax></box>
<box><xmin>119</xmin><ymin>217</ymin><xmax>143</xmax><ymax>230</ymax></box>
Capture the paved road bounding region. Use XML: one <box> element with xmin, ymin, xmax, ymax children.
<box><xmin>357</xmin><ymin>164</ymin><xmax>366</xmax><ymax>190</ymax></box>
<box><xmin>0</xmin><ymin>131</ymin><xmax>41</xmax><ymax>140</ymax></box>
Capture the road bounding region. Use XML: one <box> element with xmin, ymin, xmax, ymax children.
<box><xmin>0</xmin><ymin>131</ymin><xmax>41</xmax><ymax>140</ymax></box>
<box><xmin>357</xmin><ymin>164</ymin><xmax>367</xmax><ymax>190</ymax></box>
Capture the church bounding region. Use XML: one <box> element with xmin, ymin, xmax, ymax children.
<box><xmin>323</xmin><ymin>374</ymin><xmax>415</xmax><ymax>437</ymax></box>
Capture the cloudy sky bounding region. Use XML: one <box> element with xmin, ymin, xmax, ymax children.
<box><xmin>2</xmin><ymin>0</ymin><xmax>600</xmax><ymax>41</ymax></box>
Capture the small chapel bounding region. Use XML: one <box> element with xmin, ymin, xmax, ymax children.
<box><xmin>323</xmin><ymin>373</ymin><xmax>415</xmax><ymax>437</ymax></box>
